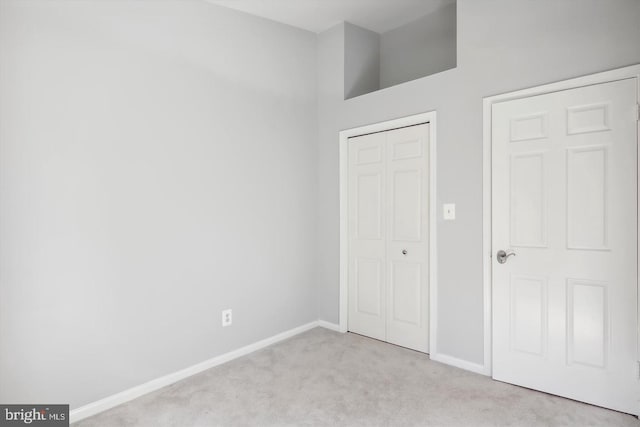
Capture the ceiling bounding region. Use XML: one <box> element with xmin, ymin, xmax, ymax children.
<box><xmin>205</xmin><ymin>0</ymin><xmax>452</xmax><ymax>34</ymax></box>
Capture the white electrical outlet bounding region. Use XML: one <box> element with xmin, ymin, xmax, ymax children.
<box><xmin>222</xmin><ymin>309</ymin><xmax>232</xmax><ymax>327</ymax></box>
<box><xmin>443</xmin><ymin>203</ymin><xmax>456</xmax><ymax>220</ymax></box>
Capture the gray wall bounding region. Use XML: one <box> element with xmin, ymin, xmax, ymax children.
<box><xmin>317</xmin><ymin>0</ymin><xmax>640</xmax><ymax>365</ymax></box>
<box><xmin>380</xmin><ymin>1</ymin><xmax>456</xmax><ymax>89</ymax></box>
<box><xmin>344</xmin><ymin>22</ymin><xmax>380</xmax><ymax>99</ymax></box>
<box><xmin>0</xmin><ymin>0</ymin><xmax>317</xmax><ymax>409</ymax></box>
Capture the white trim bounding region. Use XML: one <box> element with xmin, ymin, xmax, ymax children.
<box><xmin>70</xmin><ymin>321</ymin><xmax>321</xmax><ymax>423</ymax></box>
<box><xmin>430</xmin><ymin>353</ymin><xmax>486</xmax><ymax>375</ymax></box>
<box><xmin>338</xmin><ymin>111</ymin><xmax>438</xmax><ymax>352</ymax></box>
<box><xmin>481</xmin><ymin>96</ymin><xmax>493</xmax><ymax>377</ymax></box>
<box><xmin>428</xmin><ymin>118</ymin><xmax>438</xmax><ymax>356</ymax></box>
<box><xmin>482</xmin><ymin>64</ymin><xmax>640</xmax><ymax>379</ymax></box>
<box><xmin>317</xmin><ymin>320</ymin><xmax>342</xmax><ymax>332</ymax></box>
<box><xmin>339</xmin><ymin>129</ymin><xmax>349</xmax><ymax>334</ymax></box>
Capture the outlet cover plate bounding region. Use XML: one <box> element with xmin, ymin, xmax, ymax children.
<box><xmin>222</xmin><ymin>309</ymin><xmax>232</xmax><ymax>327</ymax></box>
<box><xmin>443</xmin><ymin>203</ymin><xmax>456</xmax><ymax>220</ymax></box>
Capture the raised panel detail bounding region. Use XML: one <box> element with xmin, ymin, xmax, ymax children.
<box><xmin>567</xmin><ymin>147</ymin><xmax>608</xmax><ymax>250</ymax></box>
<box><xmin>356</xmin><ymin>145</ymin><xmax>382</xmax><ymax>165</ymax></box>
<box><xmin>510</xmin><ymin>153</ymin><xmax>547</xmax><ymax>247</ymax></box>
<box><xmin>510</xmin><ymin>275</ymin><xmax>547</xmax><ymax>356</ymax></box>
<box><xmin>510</xmin><ymin>113</ymin><xmax>548</xmax><ymax>142</ymax></box>
<box><xmin>567</xmin><ymin>280</ymin><xmax>608</xmax><ymax>368</ymax></box>
<box><xmin>357</xmin><ymin>173</ymin><xmax>382</xmax><ymax>239</ymax></box>
<box><xmin>390</xmin><ymin>261</ymin><xmax>421</xmax><ymax>325</ymax></box>
<box><xmin>355</xmin><ymin>258</ymin><xmax>382</xmax><ymax>316</ymax></box>
<box><xmin>567</xmin><ymin>103</ymin><xmax>611</xmax><ymax>135</ymax></box>
<box><xmin>392</xmin><ymin>138</ymin><xmax>422</xmax><ymax>160</ymax></box>
<box><xmin>392</xmin><ymin>169</ymin><xmax>421</xmax><ymax>241</ymax></box>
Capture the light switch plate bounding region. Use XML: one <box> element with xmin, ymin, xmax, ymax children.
<box><xmin>443</xmin><ymin>203</ymin><xmax>456</xmax><ymax>220</ymax></box>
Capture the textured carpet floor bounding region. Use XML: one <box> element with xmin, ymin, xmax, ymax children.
<box><xmin>75</xmin><ymin>327</ymin><xmax>639</xmax><ymax>426</ymax></box>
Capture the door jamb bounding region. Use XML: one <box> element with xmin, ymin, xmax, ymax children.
<box><xmin>482</xmin><ymin>64</ymin><xmax>640</xmax><ymax>377</ymax></box>
<box><xmin>338</xmin><ymin>111</ymin><xmax>438</xmax><ymax>354</ymax></box>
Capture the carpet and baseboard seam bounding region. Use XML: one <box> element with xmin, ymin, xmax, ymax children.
<box><xmin>429</xmin><ymin>353</ymin><xmax>487</xmax><ymax>375</ymax></box>
<box><xmin>70</xmin><ymin>320</ymin><xmax>338</xmax><ymax>423</ymax></box>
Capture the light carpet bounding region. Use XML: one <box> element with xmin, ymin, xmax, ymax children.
<box><xmin>74</xmin><ymin>327</ymin><xmax>639</xmax><ymax>426</ymax></box>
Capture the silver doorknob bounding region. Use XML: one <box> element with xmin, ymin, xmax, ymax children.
<box><xmin>402</xmin><ymin>249</ymin><xmax>407</xmax><ymax>255</ymax></box>
<box><xmin>497</xmin><ymin>250</ymin><xmax>516</xmax><ymax>264</ymax></box>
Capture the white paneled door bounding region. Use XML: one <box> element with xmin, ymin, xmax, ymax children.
<box><xmin>348</xmin><ymin>124</ymin><xmax>429</xmax><ymax>353</ymax></box>
<box><xmin>492</xmin><ymin>79</ymin><xmax>639</xmax><ymax>414</ymax></box>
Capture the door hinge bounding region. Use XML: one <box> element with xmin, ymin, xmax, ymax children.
<box><xmin>636</xmin><ymin>104</ymin><xmax>640</xmax><ymax>122</ymax></box>
<box><xmin>637</xmin><ymin>361</ymin><xmax>640</xmax><ymax>380</ymax></box>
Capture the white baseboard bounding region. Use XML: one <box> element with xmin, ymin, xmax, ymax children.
<box><xmin>317</xmin><ymin>320</ymin><xmax>341</xmax><ymax>332</ymax></box>
<box><xmin>430</xmin><ymin>352</ymin><xmax>489</xmax><ymax>376</ymax></box>
<box><xmin>70</xmin><ymin>321</ymin><xmax>320</xmax><ymax>424</ymax></box>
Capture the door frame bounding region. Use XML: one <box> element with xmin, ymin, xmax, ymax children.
<box><xmin>338</xmin><ymin>111</ymin><xmax>438</xmax><ymax>353</ymax></box>
<box><xmin>482</xmin><ymin>64</ymin><xmax>640</xmax><ymax>377</ymax></box>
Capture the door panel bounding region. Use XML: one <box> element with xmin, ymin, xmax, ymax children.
<box><xmin>392</xmin><ymin>169</ymin><xmax>422</xmax><ymax>241</ymax></box>
<box><xmin>390</xmin><ymin>261</ymin><xmax>421</xmax><ymax>325</ymax></box>
<box><xmin>566</xmin><ymin>279</ymin><xmax>607</xmax><ymax>368</ymax></box>
<box><xmin>566</xmin><ymin>147</ymin><xmax>608</xmax><ymax>249</ymax></box>
<box><xmin>355</xmin><ymin>257</ymin><xmax>382</xmax><ymax>316</ymax></box>
<box><xmin>356</xmin><ymin>173</ymin><xmax>383</xmax><ymax>239</ymax></box>
<box><xmin>492</xmin><ymin>78</ymin><xmax>638</xmax><ymax>414</ymax></box>
<box><xmin>386</xmin><ymin>124</ymin><xmax>429</xmax><ymax>352</ymax></box>
<box><xmin>510</xmin><ymin>275</ymin><xmax>547</xmax><ymax>356</ymax></box>
<box><xmin>510</xmin><ymin>152</ymin><xmax>547</xmax><ymax>247</ymax></box>
<box><xmin>348</xmin><ymin>132</ymin><xmax>386</xmax><ymax>341</ymax></box>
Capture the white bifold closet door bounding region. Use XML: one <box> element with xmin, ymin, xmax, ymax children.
<box><xmin>347</xmin><ymin>123</ymin><xmax>429</xmax><ymax>353</ymax></box>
